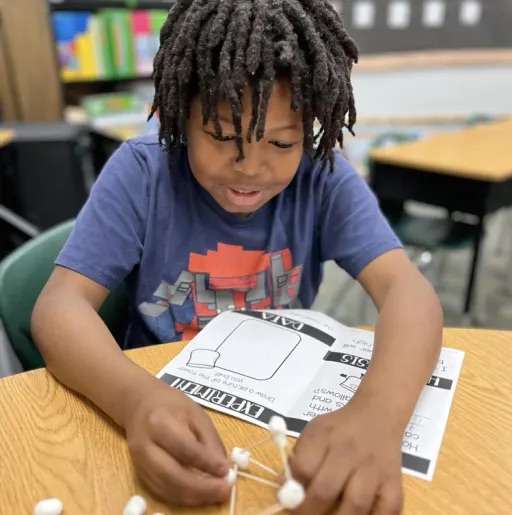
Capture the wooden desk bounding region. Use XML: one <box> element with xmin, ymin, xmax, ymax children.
<box><xmin>368</xmin><ymin>120</ymin><xmax>512</xmax><ymax>317</ymax></box>
<box><xmin>0</xmin><ymin>130</ymin><xmax>13</xmax><ymax>148</ymax></box>
<box><xmin>94</xmin><ymin>125</ymin><xmax>145</xmax><ymax>142</ymax></box>
<box><xmin>1</xmin><ymin>329</ymin><xmax>511</xmax><ymax>514</ymax></box>
<box><xmin>369</xmin><ymin>120</ymin><xmax>512</xmax><ymax>182</ymax></box>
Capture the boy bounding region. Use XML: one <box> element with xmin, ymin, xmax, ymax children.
<box><xmin>31</xmin><ymin>1</ymin><xmax>443</xmax><ymax>513</ymax></box>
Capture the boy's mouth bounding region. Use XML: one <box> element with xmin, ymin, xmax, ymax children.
<box><xmin>225</xmin><ymin>187</ymin><xmax>264</xmax><ymax>207</ymax></box>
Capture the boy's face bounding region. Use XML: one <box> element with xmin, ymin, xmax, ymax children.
<box><xmin>185</xmin><ymin>80</ymin><xmax>304</xmax><ymax>216</ymax></box>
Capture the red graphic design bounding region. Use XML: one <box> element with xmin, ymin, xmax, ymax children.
<box><xmin>139</xmin><ymin>243</ymin><xmax>303</xmax><ymax>341</ymax></box>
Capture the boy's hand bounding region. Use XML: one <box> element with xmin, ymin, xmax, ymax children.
<box><xmin>125</xmin><ymin>382</ymin><xmax>231</xmax><ymax>507</ymax></box>
<box><xmin>289</xmin><ymin>402</ymin><xmax>404</xmax><ymax>515</ymax></box>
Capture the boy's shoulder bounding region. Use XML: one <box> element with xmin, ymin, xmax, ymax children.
<box><xmin>110</xmin><ymin>134</ymin><xmax>188</xmax><ymax>181</ymax></box>
<box><xmin>121</xmin><ymin>134</ymin><xmax>167</xmax><ymax>164</ymax></box>
<box><xmin>294</xmin><ymin>148</ymin><xmax>363</xmax><ymax>194</ymax></box>
<box><xmin>124</xmin><ymin>133</ymin><xmax>161</xmax><ymax>149</ymax></box>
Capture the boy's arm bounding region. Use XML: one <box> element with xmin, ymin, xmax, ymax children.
<box><xmin>290</xmin><ymin>249</ymin><xmax>442</xmax><ymax>515</ymax></box>
<box><xmin>31</xmin><ymin>266</ymin><xmax>161</xmax><ymax>428</ymax></box>
<box><xmin>353</xmin><ymin>248</ymin><xmax>443</xmax><ymax>430</ymax></box>
<box><xmin>316</xmin><ymin>153</ymin><xmax>442</xmax><ymax>428</ymax></box>
<box><xmin>30</xmin><ymin>141</ymin><xmax>157</xmax><ymax>428</ymax></box>
<box><xmin>32</xmin><ymin>266</ymin><xmax>231</xmax><ymax>506</ymax></box>
<box><xmin>292</xmin><ymin>156</ymin><xmax>442</xmax><ymax>513</ymax></box>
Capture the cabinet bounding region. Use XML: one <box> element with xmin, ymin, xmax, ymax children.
<box><xmin>0</xmin><ymin>0</ymin><xmax>64</xmax><ymax>122</ymax></box>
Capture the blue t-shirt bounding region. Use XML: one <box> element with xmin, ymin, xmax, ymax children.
<box><xmin>56</xmin><ymin>136</ymin><xmax>401</xmax><ymax>349</ymax></box>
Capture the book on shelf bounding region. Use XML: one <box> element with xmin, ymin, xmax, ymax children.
<box><xmin>52</xmin><ymin>8</ymin><xmax>168</xmax><ymax>82</ymax></box>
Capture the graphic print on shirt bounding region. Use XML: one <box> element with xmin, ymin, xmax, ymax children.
<box><xmin>138</xmin><ymin>243</ymin><xmax>303</xmax><ymax>342</ymax></box>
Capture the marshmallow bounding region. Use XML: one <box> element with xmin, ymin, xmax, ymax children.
<box><xmin>33</xmin><ymin>498</ymin><xmax>63</xmax><ymax>515</ymax></box>
<box><xmin>225</xmin><ymin>467</ymin><xmax>238</xmax><ymax>486</ymax></box>
<box><xmin>123</xmin><ymin>495</ymin><xmax>147</xmax><ymax>515</ymax></box>
<box><xmin>231</xmin><ymin>447</ymin><xmax>251</xmax><ymax>469</ymax></box>
<box><xmin>268</xmin><ymin>416</ymin><xmax>287</xmax><ymax>437</ymax></box>
<box><xmin>277</xmin><ymin>479</ymin><xmax>306</xmax><ymax>510</ymax></box>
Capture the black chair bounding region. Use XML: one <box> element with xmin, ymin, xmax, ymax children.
<box><xmin>0</xmin><ymin>122</ymin><xmax>95</xmax><ymax>231</ymax></box>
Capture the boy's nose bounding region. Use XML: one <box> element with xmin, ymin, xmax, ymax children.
<box><xmin>233</xmin><ymin>144</ymin><xmax>262</xmax><ymax>177</ymax></box>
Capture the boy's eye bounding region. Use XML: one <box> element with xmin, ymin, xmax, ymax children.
<box><xmin>206</xmin><ymin>130</ymin><xmax>295</xmax><ymax>149</ymax></box>
<box><xmin>270</xmin><ymin>141</ymin><xmax>295</xmax><ymax>149</ymax></box>
<box><xmin>207</xmin><ymin>131</ymin><xmax>236</xmax><ymax>142</ymax></box>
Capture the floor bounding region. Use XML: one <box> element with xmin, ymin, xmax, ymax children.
<box><xmin>312</xmin><ymin>207</ymin><xmax>512</xmax><ymax>331</ymax></box>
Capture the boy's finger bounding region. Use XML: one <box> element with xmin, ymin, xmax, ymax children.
<box><xmin>372</xmin><ymin>480</ymin><xmax>403</xmax><ymax>515</ymax></box>
<box><xmin>288</xmin><ymin>433</ymin><xmax>327</xmax><ymax>487</ymax></box>
<box><xmin>293</xmin><ymin>449</ymin><xmax>351</xmax><ymax>515</ymax></box>
<box><xmin>192</xmin><ymin>412</ymin><xmax>229</xmax><ymax>467</ymax></box>
<box><xmin>155</xmin><ymin>421</ymin><xmax>227</xmax><ymax>476</ymax></box>
<box><xmin>142</xmin><ymin>443</ymin><xmax>230</xmax><ymax>506</ymax></box>
<box><xmin>335</xmin><ymin>468</ymin><xmax>378</xmax><ymax>515</ymax></box>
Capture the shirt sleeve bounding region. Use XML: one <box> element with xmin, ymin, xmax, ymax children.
<box><xmin>318</xmin><ymin>151</ymin><xmax>402</xmax><ymax>278</ymax></box>
<box><xmin>55</xmin><ymin>140</ymin><xmax>149</xmax><ymax>290</ymax></box>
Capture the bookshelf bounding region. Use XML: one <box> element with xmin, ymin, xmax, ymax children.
<box><xmin>46</xmin><ymin>0</ymin><xmax>168</xmax><ymax>134</ymax></box>
<box><xmin>49</xmin><ymin>1</ymin><xmax>170</xmax><ymax>87</ymax></box>
<box><xmin>48</xmin><ymin>0</ymin><xmax>512</xmax><ymax>134</ymax></box>
<box><xmin>49</xmin><ymin>1</ymin><xmax>173</xmax><ymax>10</ymax></box>
<box><xmin>51</xmin><ymin>0</ymin><xmax>512</xmax><ymax>88</ymax></box>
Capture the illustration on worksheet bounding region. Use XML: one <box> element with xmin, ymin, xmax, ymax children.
<box><xmin>186</xmin><ymin>318</ymin><xmax>301</xmax><ymax>381</ymax></box>
<box><xmin>339</xmin><ymin>373</ymin><xmax>365</xmax><ymax>393</ymax></box>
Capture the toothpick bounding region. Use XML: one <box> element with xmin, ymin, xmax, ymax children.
<box><xmin>236</xmin><ymin>471</ymin><xmax>280</xmax><ymax>488</ymax></box>
<box><xmin>279</xmin><ymin>445</ymin><xmax>291</xmax><ymax>480</ymax></box>
<box><xmin>245</xmin><ymin>436</ymin><xmax>272</xmax><ymax>451</ymax></box>
<box><xmin>229</xmin><ymin>465</ymin><xmax>238</xmax><ymax>515</ymax></box>
<box><xmin>258</xmin><ymin>503</ymin><xmax>284</xmax><ymax>515</ymax></box>
<box><xmin>249</xmin><ymin>457</ymin><xmax>279</xmax><ymax>477</ymax></box>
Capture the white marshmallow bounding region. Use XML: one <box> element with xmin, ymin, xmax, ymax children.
<box><xmin>231</xmin><ymin>447</ymin><xmax>251</xmax><ymax>469</ymax></box>
<box><xmin>33</xmin><ymin>498</ymin><xmax>63</xmax><ymax>515</ymax></box>
<box><xmin>225</xmin><ymin>467</ymin><xmax>238</xmax><ymax>486</ymax></box>
<box><xmin>123</xmin><ymin>495</ymin><xmax>147</xmax><ymax>515</ymax></box>
<box><xmin>277</xmin><ymin>479</ymin><xmax>306</xmax><ymax>510</ymax></box>
<box><xmin>268</xmin><ymin>416</ymin><xmax>287</xmax><ymax>437</ymax></box>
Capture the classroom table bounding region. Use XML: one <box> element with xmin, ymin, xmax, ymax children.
<box><xmin>1</xmin><ymin>329</ymin><xmax>511</xmax><ymax>514</ymax></box>
<box><xmin>368</xmin><ymin>119</ymin><xmax>512</xmax><ymax>318</ymax></box>
<box><xmin>93</xmin><ymin>125</ymin><xmax>144</xmax><ymax>142</ymax></box>
<box><xmin>0</xmin><ymin>130</ymin><xmax>14</xmax><ymax>148</ymax></box>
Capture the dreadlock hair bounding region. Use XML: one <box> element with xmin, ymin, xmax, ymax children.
<box><xmin>149</xmin><ymin>0</ymin><xmax>359</xmax><ymax>171</ymax></box>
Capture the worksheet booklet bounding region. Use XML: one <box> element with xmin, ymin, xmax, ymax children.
<box><xmin>156</xmin><ymin>309</ymin><xmax>464</xmax><ymax>481</ymax></box>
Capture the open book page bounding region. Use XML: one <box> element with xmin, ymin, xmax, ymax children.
<box><xmin>286</xmin><ymin>325</ymin><xmax>373</xmax><ymax>427</ymax></box>
<box><xmin>156</xmin><ymin>309</ymin><xmax>336</xmax><ymax>425</ymax></box>
<box><xmin>400</xmin><ymin>347</ymin><xmax>464</xmax><ymax>480</ymax></box>
<box><xmin>156</xmin><ymin>309</ymin><xmax>464</xmax><ymax>481</ymax></box>
<box><xmin>287</xmin><ymin>327</ymin><xmax>465</xmax><ymax>480</ymax></box>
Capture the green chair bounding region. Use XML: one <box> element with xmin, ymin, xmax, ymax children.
<box><xmin>0</xmin><ymin>219</ymin><xmax>129</xmax><ymax>371</ymax></box>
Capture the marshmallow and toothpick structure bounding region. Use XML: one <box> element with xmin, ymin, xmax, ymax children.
<box><xmin>225</xmin><ymin>416</ymin><xmax>305</xmax><ymax>514</ymax></box>
<box><xmin>33</xmin><ymin>416</ymin><xmax>304</xmax><ymax>515</ymax></box>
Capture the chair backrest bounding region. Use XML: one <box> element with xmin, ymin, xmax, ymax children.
<box><xmin>1</xmin><ymin>123</ymin><xmax>93</xmax><ymax>230</ymax></box>
<box><xmin>0</xmin><ymin>219</ymin><xmax>129</xmax><ymax>371</ymax></box>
